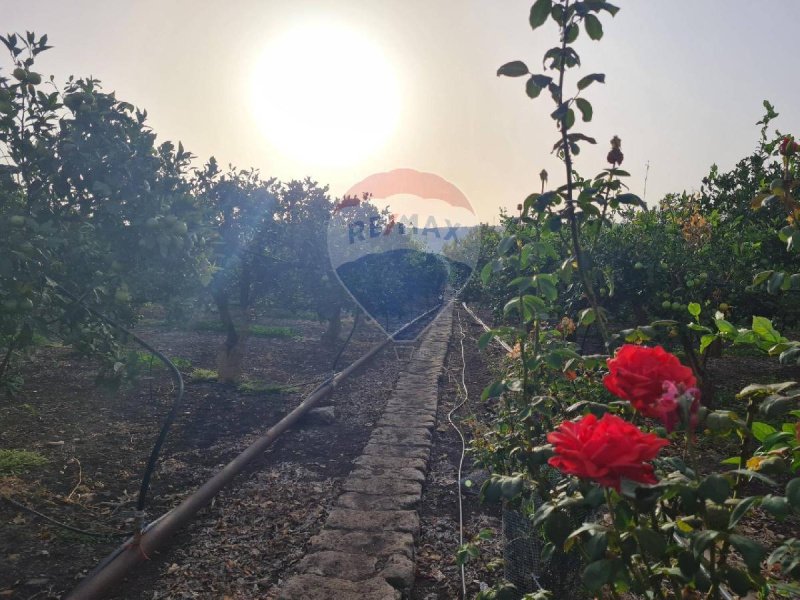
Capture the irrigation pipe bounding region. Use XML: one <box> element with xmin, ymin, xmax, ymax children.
<box><xmin>0</xmin><ymin>495</ymin><xmax>129</xmax><ymax>539</ymax></box>
<box><xmin>66</xmin><ymin>303</ymin><xmax>443</xmax><ymax>600</ymax></box>
<box><xmin>460</xmin><ymin>302</ymin><xmax>512</xmax><ymax>353</ymax></box>
<box><xmin>448</xmin><ymin>309</ymin><xmax>469</xmax><ymax>597</ymax></box>
<box><xmin>52</xmin><ymin>283</ymin><xmax>184</xmax><ymax>524</ymax></box>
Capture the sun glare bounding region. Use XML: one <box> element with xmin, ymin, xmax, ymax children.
<box><xmin>250</xmin><ymin>22</ymin><xmax>401</xmax><ymax>167</ymax></box>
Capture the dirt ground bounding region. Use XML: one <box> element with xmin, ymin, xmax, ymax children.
<box><xmin>0</xmin><ymin>313</ymin><xmax>405</xmax><ymax>599</ymax></box>
<box><xmin>413</xmin><ymin>308</ymin><xmax>505</xmax><ymax>599</ymax></box>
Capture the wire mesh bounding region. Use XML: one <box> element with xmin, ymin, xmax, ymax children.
<box><xmin>502</xmin><ymin>468</ymin><xmax>590</xmax><ymax>599</ymax></box>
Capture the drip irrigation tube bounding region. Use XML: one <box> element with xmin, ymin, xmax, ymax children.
<box><xmin>448</xmin><ymin>309</ymin><xmax>469</xmax><ymax>597</ymax></box>
<box><xmin>460</xmin><ymin>302</ymin><xmax>512</xmax><ymax>353</ymax></box>
<box><xmin>52</xmin><ymin>283</ymin><xmax>185</xmax><ymax>523</ymax></box>
<box><xmin>66</xmin><ymin>303</ymin><xmax>444</xmax><ymax>600</ymax></box>
<box><xmin>331</xmin><ymin>311</ymin><xmax>362</xmax><ymax>372</ymax></box>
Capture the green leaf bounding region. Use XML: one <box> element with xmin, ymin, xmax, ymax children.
<box><xmin>577</xmin><ymin>73</ymin><xmax>605</xmax><ymax>90</ymax></box>
<box><xmin>768</xmin><ymin>271</ymin><xmax>786</xmax><ymax>294</ymax></box>
<box><xmin>532</xmin><ymin>276</ymin><xmax>557</xmax><ymax>302</ymax></box>
<box><xmin>544</xmin><ymin>510</ymin><xmax>572</xmax><ymax>547</ymax></box>
<box><xmin>497</xmin><ymin>61</ymin><xmax>529</xmax><ymax>77</ymax></box>
<box><xmin>526</xmin><ymin>76</ymin><xmax>543</xmax><ymax>98</ymax></box>
<box><xmin>503</xmin><ymin>297</ymin><xmax>521</xmax><ymax>316</ymax></box>
<box><xmin>481</xmin><ymin>381</ymin><xmax>505</xmax><ymax>401</ymax></box>
<box><xmin>752</xmin><ymin>316</ymin><xmax>783</xmax><ymax>344</ymax></box>
<box><xmin>715</xmin><ymin>318</ymin><xmax>737</xmax><ymax>336</ymax></box>
<box><xmin>706</xmin><ymin>411</ymin><xmax>735</xmax><ymax>433</ymax></box>
<box><xmin>688</xmin><ymin>302</ymin><xmax>701</xmax><ymax>318</ymax></box>
<box><xmin>529</xmin><ymin>0</ymin><xmax>553</xmax><ymax>30</ymax></box>
<box><xmin>478</xmin><ymin>331</ymin><xmax>495</xmax><ymax>351</ymax></box>
<box><xmin>730</xmin><ymin>468</ymin><xmax>778</xmax><ymax>487</ymax></box>
<box><xmin>692</xmin><ymin>530</ymin><xmax>720</xmax><ymax>559</ymax></box>
<box><xmin>579</xmin><ymin>307</ymin><xmax>596</xmax><ymax>326</ymax></box>
<box><xmin>582</xmin><ymin>559</ymin><xmax>612</xmax><ymax>591</ymax></box>
<box><xmin>786</xmin><ymin>478</ymin><xmax>800</xmax><ymax>509</ymax></box>
<box><xmin>738</xmin><ymin>381</ymin><xmax>796</xmax><ymax>399</ymax></box>
<box><xmin>498</xmin><ymin>234</ymin><xmax>517</xmax><ymax>254</ymax></box>
<box><xmin>751</xmin><ymin>421</ymin><xmax>777</xmax><ymax>442</ymax></box>
<box><xmin>584</xmin><ymin>531</ymin><xmax>608</xmax><ymax>561</ymax></box>
<box><xmin>697</xmin><ymin>474</ymin><xmax>731</xmax><ymax>504</ymax></box>
<box><xmin>616</xmin><ymin>193</ymin><xmax>645</xmax><ymax>207</ymax></box>
<box><xmin>729</xmin><ymin>496</ymin><xmax>760</xmax><ymax>528</ymax></box>
<box><xmin>584</xmin><ymin>14</ymin><xmax>603</xmax><ymax>40</ymax></box>
<box><xmin>753</xmin><ymin>270</ymin><xmax>774</xmax><ymax>286</ymax></box>
<box><xmin>531</xmin><ymin>74</ymin><xmax>553</xmax><ymax>87</ymax></box>
<box><xmin>480</xmin><ymin>262</ymin><xmax>493</xmax><ymax>285</ymax></box>
<box><xmin>523</xmin><ymin>293</ymin><xmax>547</xmax><ymax>316</ymax></box>
<box><xmin>564</xmin><ymin>22</ymin><xmax>579</xmax><ymax>43</ymax></box>
<box><xmin>574</xmin><ymin>97</ymin><xmax>592</xmax><ymax>122</ymax></box>
<box><xmin>758</xmin><ymin>396</ymin><xmax>797</xmax><ymax>418</ymax></box>
<box><xmin>678</xmin><ymin>551</ymin><xmax>699</xmax><ymax>577</ymax></box>
<box><xmin>699</xmin><ymin>334</ymin><xmax>717</xmax><ymax>355</ymax></box>
<box><xmin>725</xmin><ymin>568</ymin><xmax>754</xmax><ymax>596</ymax></box>
<box><xmin>564</xmin><ymin>108</ymin><xmax>575</xmax><ymax>130</ymax></box>
<box><xmin>729</xmin><ymin>534</ymin><xmax>767</xmax><ymax>573</ymax></box>
<box><xmin>635</xmin><ymin>527</ymin><xmax>667</xmax><ymax>559</ymax></box>
<box><xmin>761</xmin><ymin>495</ymin><xmax>790</xmax><ymax>520</ymax></box>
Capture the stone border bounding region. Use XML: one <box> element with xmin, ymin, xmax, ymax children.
<box><xmin>278</xmin><ymin>308</ymin><xmax>453</xmax><ymax>599</ymax></box>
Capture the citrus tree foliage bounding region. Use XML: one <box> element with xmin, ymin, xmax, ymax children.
<box><xmin>193</xmin><ymin>159</ymin><xmax>349</xmax><ymax>381</ymax></box>
<box><xmin>0</xmin><ymin>33</ymin><xmax>208</xmax><ymax>384</ymax></box>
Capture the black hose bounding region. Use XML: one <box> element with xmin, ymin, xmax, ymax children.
<box><xmin>52</xmin><ymin>283</ymin><xmax>184</xmax><ymax>518</ymax></box>
<box><xmin>1</xmin><ymin>495</ymin><xmax>129</xmax><ymax>538</ymax></box>
<box><xmin>330</xmin><ymin>311</ymin><xmax>362</xmax><ymax>372</ymax></box>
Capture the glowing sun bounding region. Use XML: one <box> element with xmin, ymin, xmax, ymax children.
<box><xmin>251</xmin><ymin>22</ymin><xmax>402</xmax><ymax>167</ymax></box>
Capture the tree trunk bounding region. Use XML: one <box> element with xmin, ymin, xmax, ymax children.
<box><xmin>321</xmin><ymin>304</ymin><xmax>342</xmax><ymax>347</ymax></box>
<box><xmin>214</xmin><ymin>290</ymin><xmax>248</xmax><ymax>384</ymax></box>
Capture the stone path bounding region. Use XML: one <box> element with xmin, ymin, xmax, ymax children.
<box><xmin>278</xmin><ymin>308</ymin><xmax>453</xmax><ymax>599</ymax></box>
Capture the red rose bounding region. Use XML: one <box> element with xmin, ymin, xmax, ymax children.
<box><xmin>547</xmin><ymin>413</ymin><xmax>668</xmax><ymax>490</ymax></box>
<box><xmin>604</xmin><ymin>345</ymin><xmax>697</xmax><ymax>426</ymax></box>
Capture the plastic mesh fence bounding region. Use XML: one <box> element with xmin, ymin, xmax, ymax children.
<box><xmin>502</xmin><ymin>468</ymin><xmax>591</xmax><ymax>598</ymax></box>
<box><xmin>502</xmin><ymin>508</ymin><xmax>588</xmax><ymax>598</ymax></box>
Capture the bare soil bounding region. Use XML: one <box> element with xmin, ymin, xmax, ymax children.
<box><xmin>413</xmin><ymin>308</ymin><xmax>505</xmax><ymax>599</ymax></box>
<box><xmin>0</xmin><ymin>314</ymin><xmax>404</xmax><ymax>599</ymax></box>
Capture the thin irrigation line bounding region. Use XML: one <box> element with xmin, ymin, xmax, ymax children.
<box><xmin>461</xmin><ymin>302</ymin><xmax>512</xmax><ymax>353</ymax></box>
<box><xmin>448</xmin><ymin>309</ymin><xmax>469</xmax><ymax>598</ymax></box>
<box><xmin>1</xmin><ymin>495</ymin><xmax>129</xmax><ymax>538</ymax></box>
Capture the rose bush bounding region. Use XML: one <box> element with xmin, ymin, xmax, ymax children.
<box><xmin>472</xmin><ymin>3</ymin><xmax>800</xmax><ymax>599</ymax></box>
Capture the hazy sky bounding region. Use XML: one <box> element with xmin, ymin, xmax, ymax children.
<box><xmin>3</xmin><ymin>1</ymin><xmax>799</xmax><ymax>222</ymax></box>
